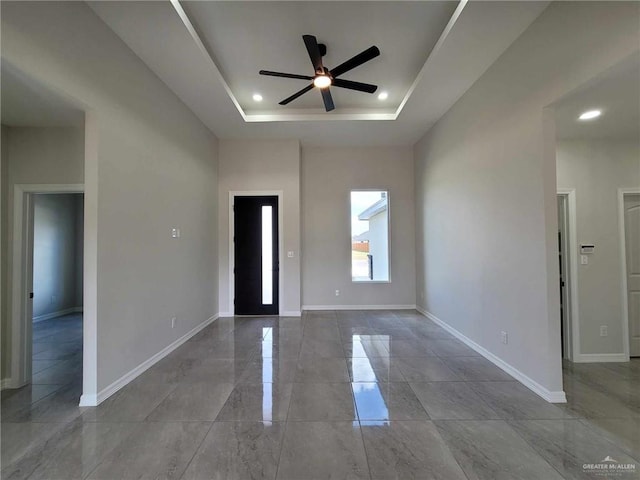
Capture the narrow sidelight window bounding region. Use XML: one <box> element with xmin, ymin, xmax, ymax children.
<box><xmin>261</xmin><ymin>206</ymin><xmax>273</xmax><ymax>304</ymax></box>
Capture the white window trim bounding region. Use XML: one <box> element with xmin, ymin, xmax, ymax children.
<box><xmin>350</xmin><ymin>189</ymin><xmax>391</xmax><ymax>284</ymax></box>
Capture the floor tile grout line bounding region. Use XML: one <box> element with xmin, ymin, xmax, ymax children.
<box><xmin>574</xmin><ymin>417</ymin><xmax>640</xmax><ymax>464</ymax></box>
<box><xmin>501</xmin><ymin>418</ymin><xmax>577</xmax><ymax>480</ymax></box>
<box><xmin>274</xmin><ymin>318</ymin><xmax>304</xmax><ymax>480</ymax></box>
<box><xmin>176</xmin><ymin>420</ymin><xmax>216</xmax><ymax>480</ymax></box>
<box><xmin>353</xmin><ymin>399</ymin><xmax>374</xmax><ymax>479</ymax></box>
<box><xmin>1</xmin><ymin>420</ymin><xmax>73</xmax><ymax>476</ymax></box>
<box><xmin>80</xmin><ymin>419</ymin><xmax>149</xmax><ymax>480</ymax></box>
<box><xmin>273</xmin><ymin>337</ymin><xmax>301</xmax><ymax>480</ymax></box>
<box><xmin>429</xmin><ymin>421</ymin><xmax>473</xmax><ymax>480</ymax></box>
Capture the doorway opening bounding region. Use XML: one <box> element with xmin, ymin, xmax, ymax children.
<box><xmin>232</xmin><ymin>194</ymin><xmax>280</xmax><ymax>315</ymax></box>
<box><xmin>30</xmin><ymin>193</ymin><xmax>84</xmax><ymax>391</ymax></box>
<box><xmin>552</xmin><ymin>53</ymin><xmax>638</xmax><ymax>369</ymax></box>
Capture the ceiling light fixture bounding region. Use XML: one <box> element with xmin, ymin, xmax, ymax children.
<box><xmin>313</xmin><ymin>75</ymin><xmax>332</xmax><ymax>89</ymax></box>
<box><xmin>578</xmin><ymin>109</ymin><xmax>601</xmax><ymax>121</ymax></box>
<box><xmin>378</xmin><ymin>91</ymin><xmax>388</xmax><ymax>100</ymax></box>
<box><xmin>252</xmin><ymin>93</ymin><xmax>263</xmax><ymax>102</ymax></box>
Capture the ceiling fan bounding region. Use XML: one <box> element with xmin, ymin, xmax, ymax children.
<box><xmin>259</xmin><ymin>35</ymin><xmax>380</xmax><ymax>112</ymax></box>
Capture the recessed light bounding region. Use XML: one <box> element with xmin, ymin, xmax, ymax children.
<box><xmin>579</xmin><ymin>109</ymin><xmax>601</xmax><ymax>121</ymax></box>
<box><xmin>378</xmin><ymin>91</ymin><xmax>388</xmax><ymax>100</ymax></box>
<box><xmin>252</xmin><ymin>93</ymin><xmax>263</xmax><ymax>102</ymax></box>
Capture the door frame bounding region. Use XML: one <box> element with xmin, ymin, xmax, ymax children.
<box><xmin>10</xmin><ymin>184</ymin><xmax>84</xmax><ymax>389</ymax></box>
<box><xmin>557</xmin><ymin>189</ymin><xmax>577</xmax><ymax>361</ymax></box>
<box><xmin>618</xmin><ymin>187</ymin><xmax>640</xmax><ymax>358</ymax></box>
<box><xmin>557</xmin><ymin>189</ymin><xmax>579</xmax><ymax>361</ymax></box>
<box><xmin>228</xmin><ymin>190</ymin><xmax>283</xmax><ymax>316</ymax></box>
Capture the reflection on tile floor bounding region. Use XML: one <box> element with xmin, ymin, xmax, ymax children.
<box><xmin>2</xmin><ymin>310</ymin><xmax>639</xmax><ymax>479</ymax></box>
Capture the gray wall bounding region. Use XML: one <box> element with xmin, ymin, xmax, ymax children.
<box><xmin>218</xmin><ymin>140</ymin><xmax>301</xmax><ymax>316</ymax></box>
<box><xmin>1</xmin><ymin>126</ymin><xmax>84</xmax><ymax>380</ymax></box>
<box><xmin>414</xmin><ymin>2</ymin><xmax>639</xmax><ymax>394</ymax></box>
<box><xmin>33</xmin><ymin>193</ymin><xmax>83</xmax><ymax>320</ymax></box>
<box><xmin>75</xmin><ymin>195</ymin><xmax>83</xmax><ymax>307</ymax></box>
<box><xmin>302</xmin><ymin>147</ymin><xmax>415</xmax><ymax>308</ymax></box>
<box><xmin>557</xmin><ymin>140</ymin><xmax>640</xmax><ymax>356</ymax></box>
<box><xmin>1</xmin><ymin>126</ymin><xmax>8</xmax><ymax>380</ymax></box>
<box><xmin>2</xmin><ymin>2</ymin><xmax>219</xmax><ymax>394</ymax></box>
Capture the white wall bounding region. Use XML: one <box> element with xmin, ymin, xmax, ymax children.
<box><xmin>414</xmin><ymin>2</ymin><xmax>639</xmax><ymax>396</ymax></box>
<box><xmin>1</xmin><ymin>126</ymin><xmax>84</xmax><ymax>379</ymax></box>
<box><xmin>302</xmin><ymin>147</ymin><xmax>415</xmax><ymax>308</ymax></box>
<box><xmin>33</xmin><ymin>193</ymin><xmax>83</xmax><ymax>319</ymax></box>
<box><xmin>218</xmin><ymin>140</ymin><xmax>301</xmax><ymax>316</ymax></box>
<box><xmin>557</xmin><ymin>139</ymin><xmax>640</xmax><ymax>357</ymax></box>
<box><xmin>2</xmin><ymin>2</ymin><xmax>219</xmax><ymax>396</ymax></box>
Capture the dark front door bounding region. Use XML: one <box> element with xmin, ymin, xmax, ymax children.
<box><xmin>234</xmin><ymin>196</ymin><xmax>279</xmax><ymax>315</ymax></box>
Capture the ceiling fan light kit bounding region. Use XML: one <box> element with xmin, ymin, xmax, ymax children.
<box><xmin>259</xmin><ymin>34</ymin><xmax>380</xmax><ymax>112</ymax></box>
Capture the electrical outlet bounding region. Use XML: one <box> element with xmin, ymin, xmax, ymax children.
<box><xmin>501</xmin><ymin>331</ymin><xmax>508</xmax><ymax>344</ymax></box>
<box><xmin>600</xmin><ymin>325</ymin><xmax>607</xmax><ymax>337</ymax></box>
<box><xmin>335</xmin><ymin>289</ymin><xmax>340</xmax><ymax>296</ymax></box>
<box><xmin>581</xmin><ymin>255</ymin><xmax>588</xmax><ymax>265</ymax></box>
<box><xmin>171</xmin><ymin>317</ymin><xmax>176</xmax><ymax>329</ymax></box>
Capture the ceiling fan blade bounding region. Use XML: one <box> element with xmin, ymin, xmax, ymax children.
<box><xmin>303</xmin><ymin>34</ymin><xmax>324</xmax><ymax>74</ymax></box>
<box><xmin>330</xmin><ymin>46</ymin><xmax>380</xmax><ymax>78</ymax></box>
<box><xmin>321</xmin><ymin>88</ymin><xmax>335</xmax><ymax>112</ymax></box>
<box><xmin>259</xmin><ymin>70</ymin><xmax>313</xmax><ymax>80</ymax></box>
<box><xmin>332</xmin><ymin>78</ymin><xmax>378</xmax><ymax>94</ymax></box>
<box><xmin>279</xmin><ymin>84</ymin><xmax>314</xmax><ymax>105</ymax></box>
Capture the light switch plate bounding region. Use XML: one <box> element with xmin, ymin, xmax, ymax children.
<box><xmin>287</xmin><ymin>251</ymin><xmax>294</xmax><ymax>258</ymax></box>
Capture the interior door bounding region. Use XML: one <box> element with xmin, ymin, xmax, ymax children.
<box><xmin>234</xmin><ymin>196</ymin><xmax>279</xmax><ymax>315</ymax></box>
<box><xmin>625</xmin><ymin>194</ymin><xmax>640</xmax><ymax>356</ymax></box>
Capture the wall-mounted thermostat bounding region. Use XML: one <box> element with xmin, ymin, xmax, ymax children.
<box><xmin>580</xmin><ymin>244</ymin><xmax>595</xmax><ymax>254</ymax></box>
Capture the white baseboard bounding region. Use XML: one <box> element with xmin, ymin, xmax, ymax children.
<box><xmin>416</xmin><ymin>306</ymin><xmax>567</xmax><ymax>404</ymax></box>
<box><xmin>219</xmin><ymin>311</ymin><xmax>302</xmax><ymax>317</ymax></box>
<box><xmin>302</xmin><ymin>304</ymin><xmax>417</xmax><ymax>311</ymax></box>
<box><xmin>78</xmin><ymin>393</ymin><xmax>97</xmax><ymax>406</ymax></box>
<box><xmin>1</xmin><ymin>377</ymin><xmax>18</xmax><ymax>390</ymax></box>
<box><xmin>573</xmin><ymin>353</ymin><xmax>629</xmax><ymax>363</ymax></box>
<box><xmin>79</xmin><ymin>313</ymin><xmax>219</xmax><ymax>407</ymax></box>
<box><xmin>33</xmin><ymin>306</ymin><xmax>83</xmax><ymax>323</ymax></box>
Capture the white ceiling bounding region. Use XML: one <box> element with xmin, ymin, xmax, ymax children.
<box><xmin>89</xmin><ymin>0</ymin><xmax>550</xmax><ymax>146</ymax></box>
<box><xmin>1</xmin><ymin>60</ymin><xmax>84</xmax><ymax>127</ymax></box>
<box><xmin>554</xmin><ymin>54</ymin><xmax>640</xmax><ymax>141</ymax></box>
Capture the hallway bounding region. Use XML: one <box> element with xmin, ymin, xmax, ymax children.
<box><xmin>1</xmin><ymin>310</ymin><xmax>638</xmax><ymax>479</ymax></box>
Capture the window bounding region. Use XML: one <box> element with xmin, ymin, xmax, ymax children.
<box><xmin>261</xmin><ymin>205</ymin><xmax>273</xmax><ymax>305</ymax></box>
<box><xmin>351</xmin><ymin>190</ymin><xmax>390</xmax><ymax>282</ymax></box>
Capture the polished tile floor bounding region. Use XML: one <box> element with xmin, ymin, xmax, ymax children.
<box><xmin>1</xmin><ymin>313</ymin><xmax>83</xmax><ymax>423</ymax></box>
<box><xmin>1</xmin><ymin>310</ymin><xmax>639</xmax><ymax>479</ymax></box>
